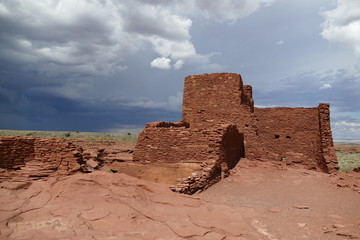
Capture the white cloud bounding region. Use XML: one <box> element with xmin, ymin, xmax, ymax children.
<box><xmin>149</xmin><ymin>37</ymin><xmax>196</xmax><ymax>59</ymax></box>
<box><xmin>275</xmin><ymin>40</ymin><xmax>284</xmax><ymax>45</ymax></box>
<box><xmin>319</xmin><ymin>83</ymin><xmax>332</xmax><ymax>90</ymax></box>
<box><xmin>124</xmin><ymin>4</ymin><xmax>192</xmax><ymax>41</ymax></box>
<box><xmin>335</xmin><ymin>121</ymin><xmax>360</xmax><ymax>127</ymax></box>
<box><xmin>150</xmin><ymin>57</ymin><xmax>172</xmax><ymax>69</ymax></box>
<box><xmin>191</xmin><ymin>0</ymin><xmax>275</xmax><ymax>21</ymax></box>
<box><xmin>332</xmin><ymin>121</ymin><xmax>360</xmax><ymax>139</ymax></box>
<box><xmin>148</xmin><ymin>36</ymin><xmax>212</xmax><ymax>70</ymax></box>
<box><xmin>321</xmin><ymin>0</ymin><xmax>360</xmax><ymax>57</ymax></box>
<box><xmin>173</xmin><ymin>59</ymin><xmax>184</xmax><ymax>69</ymax></box>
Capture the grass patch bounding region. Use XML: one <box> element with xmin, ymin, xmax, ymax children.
<box><xmin>337</xmin><ymin>152</ymin><xmax>360</xmax><ymax>172</ymax></box>
<box><xmin>0</xmin><ymin>129</ymin><xmax>138</xmax><ymax>142</ymax></box>
<box><xmin>335</xmin><ymin>144</ymin><xmax>360</xmax><ymax>172</ymax></box>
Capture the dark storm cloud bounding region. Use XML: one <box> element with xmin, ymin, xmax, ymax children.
<box><xmin>0</xmin><ymin>75</ymin><xmax>182</xmax><ymax>132</ymax></box>
<box><xmin>0</xmin><ymin>1</ymin><xmax>135</xmax><ymax>77</ymax></box>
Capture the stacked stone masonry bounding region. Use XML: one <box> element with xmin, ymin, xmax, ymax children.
<box><xmin>182</xmin><ymin>73</ymin><xmax>337</xmax><ymax>171</ymax></box>
<box><xmin>318</xmin><ymin>103</ymin><xmax>338</xmax><ymax>172</ymax></box>
<box><xmin>182</xmin><ymin>73</ymin><xmax>265</xmax><ymax>160</ymax></box>
<box><xmin>255</xmin><ymin>107</ymin><xmax>329</xmax><ymax>172</ymax></box>
<box><xmin>133</xmin><ymin>122</ymin><xmax>244</xmax><ymax>194</ymax></box>
<box><xmin>0</xmin><ymin>136</ymin><xmax>84</xmax><ymax>183</ymax></box>
<box><xmin>134</xmin><ymin>72</ymin><xmax>337</xmax><ymax>193</ymax></box>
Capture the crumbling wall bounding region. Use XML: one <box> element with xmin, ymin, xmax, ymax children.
<box><xmin>134</xmin><ymin>122</ymin><xmax>244</xmax><ymax>194</ymax></box>
<box><xmin>0</xmin><ymin>137</ymin><xmax>84</xmax><ymax>183</ymax></box>
<box><xmin>0</xmin><ymin>137</ymin><xmax>35</xmax><ymax>170</ymax></box>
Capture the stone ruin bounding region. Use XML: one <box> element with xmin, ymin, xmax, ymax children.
<box><xmin>134</xmin><ymin>73</ymin><xmax>337</xmax><ymax>193</ymax></box>
<box><xmin>0</xmin><ymin>137</ymin><xmax>84</xmax><ymax>187</ymax></box>
<box><xmin>0</xmin><ymin>136</ymin><xmax>124</xmax><ymax>186</ymax></box>
<box><xmin>134</xmin><ymin>122</ymin><xmax>244</xmax><ymax>194</ymax></box>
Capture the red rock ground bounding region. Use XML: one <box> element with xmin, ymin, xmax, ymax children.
<box><xmin>0</xmin><ymin>172</ymin><xmax>247</xmax><ymax>240</ymax></box>
<box><xmin>0</xmin><ymin>141</ymin><xmax>359</xmax><ymax>240</ymax></box>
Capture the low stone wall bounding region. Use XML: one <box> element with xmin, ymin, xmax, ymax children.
<box><xmin>134</xmin><ymin>122</ymin><xmax>244</xmax><ymax>194</ymax></box>
<box><xmin>0</xmin><ymin>136</ymin><xmax>84</xmax><ymax>184</ymax></box>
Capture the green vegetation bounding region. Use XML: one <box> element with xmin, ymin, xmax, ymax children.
<box><xmin>0</xmin><ymin>129</ymin><xmax>138</xmax><ymax>142</ymax></box>
<box><xmin>335</xmin><ymin>144</ymin><xmax>360</xmax><ymax>172</ymax></box>
<box><xmin>337</xmin><ymin>152</ymin><xmax>360</xmax><ymax>172</ymax></box>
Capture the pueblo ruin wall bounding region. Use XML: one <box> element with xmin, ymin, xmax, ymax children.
<box><xmin>255</xmin><ymin>106</ymin><xmax>334</xmax><ymax>172</ymax></box>
<box><xmin>0</xmin><ymin>136</ymin><xmax>84</xmax><ymax>185</ymax></box>
<box><xmin>182</xmin><ymin>73</ymin><xmax>262</xmax><ymax>160</ymax></box>
<box><xmin>134</xmin><ymin>122</ymin><xmax>244</xmax><ymax>194</ymax></box>
<box><xmin>134</xmin><ymin>73</ymin><xmax>337</xmax><ymax>187</ymax></box>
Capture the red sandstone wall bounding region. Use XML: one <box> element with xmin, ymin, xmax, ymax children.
<box><xmin>134</xmin><ymin>122</ymin><xmax>244</xmax><ymax>193</ymax></box>
<box><xmin>134</xmin><ymin>121</ymin><xmax>210</xmax><ymax>164</ymax></box>
<box><xmin>134</xmin><ymin>72</ymin><xmax>338</xmax><ymax>188</ymax></box>
<box><xmin>0</xmin><ymin>137</ymin><xmax>84</xmax><ymax>183</ymax></box>
<box><xmin>182</xmin><ymin>73</ymin><xmax>264</xmax><ymax>159</ymax></box>
<box><xmin>255</xmin><ymin>107</ymin><xmax>326</xmax><ymax>171</ymax></box>
<box><xmin>181</xmin><ymin>72</ymin><xmax>337</xmax><ymax>171</ymax></box>
<box><xmin>318</xmin><ymin>103</ymin><xmax>337</xmax><ymax>172</ymax></box>
<box><xmin>0</xmin><ymin>137</ymin><xmax>35</xmax><ymax>170</ymax></box>
<box><xmin>182</xmin><ymin>73</ymin><xmax>251</xmax><ymax>127</ymax></box>
<box><xmin>242</xmin><ymin>85</ymin><xmax>254</xmax><ymax>112</ymax></box>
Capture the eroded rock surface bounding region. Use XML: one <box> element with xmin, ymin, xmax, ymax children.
<box><xmin>0</xmin><ymin>172</ymin><xmax>247</xmax><ymax>239</ymax></box>
<box><xmin>0</xmin><ymin>162</ymin><xmax>359</xmax><ymax>240</ymax></box>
